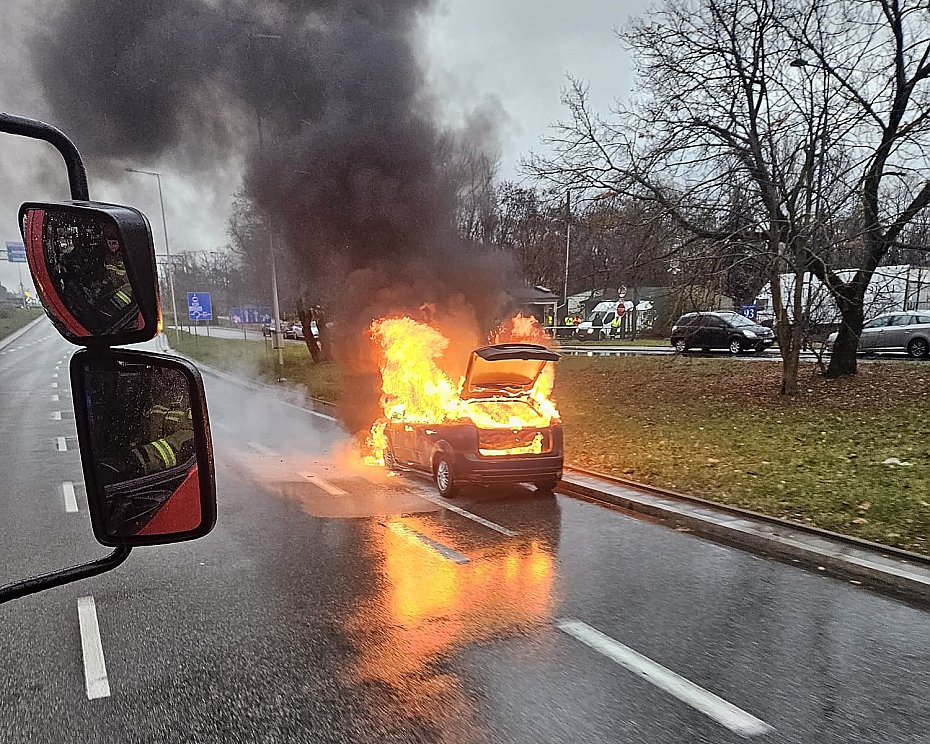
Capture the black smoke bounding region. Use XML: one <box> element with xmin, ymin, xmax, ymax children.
<box><xmin>30</xmin><ymin>0</ymin><xmax>514</xmax><ymax>430</ymax></box>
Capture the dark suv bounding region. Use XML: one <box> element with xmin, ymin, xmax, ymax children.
<box><xmin>671</xmin><ymin>312</ymin><xmax>775</xmax><ymax>354</ymax></box>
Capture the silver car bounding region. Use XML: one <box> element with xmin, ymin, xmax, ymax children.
<box><xmin>827</xmin><ymin>311</ymin><xmax>930</xmax><ymax>358</ymax></box>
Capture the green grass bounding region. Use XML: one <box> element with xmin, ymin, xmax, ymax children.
<box><xmin>171</xmin><ymin>330</ymin><xmax>341</xmax><ymax>403</ymax></box>
<box><xmin>556</xmin><ymin>356</ymin><xmax>930</xmax><ymax>553</ymax></box>
<box><xmin>0</xmin><ymin>307</ymin><xmax>43</xmax><ymax>340</ymax></box>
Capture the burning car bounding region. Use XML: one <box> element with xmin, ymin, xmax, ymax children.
<box><xmin>376</xmin><ymin>339</ymin><xmax>563</xmax><ymax>498</ymax></box>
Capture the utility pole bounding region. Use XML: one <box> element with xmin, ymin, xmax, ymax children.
<box><xmin>125</xmin><ymin>168</ymin><xmax>181</xmax><ymax>344</ymax></box>
<box><xmin>562</xmin><ymin>189</ymin><xmax>572</xmax><ymax>324</ymax></box>
<box><xmin>251</xmin><ymin>31</ymin><xmax>286</xmax><ymax>378</ymax></box>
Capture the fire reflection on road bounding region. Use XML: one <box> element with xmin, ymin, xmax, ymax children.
<box><xmin>343</xmin><ymin>511</ymin><xmax>557</xmax><ymax>738</ymax></box>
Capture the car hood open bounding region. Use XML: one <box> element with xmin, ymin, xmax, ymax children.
<box><xmin>461</xmin><ymin>343</ymin><xmax>560</xmax><ymax>399</ymax></box>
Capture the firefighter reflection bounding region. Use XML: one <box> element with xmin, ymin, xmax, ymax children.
<box><xmin>90</xmin><ymin>364</ymin><xmax>201</xmax><ymax>537</ymax></box>
<box><xmin>43</xmin><ymin>211</ymin><xmax>140</xmax><ymax>335</ymax></box>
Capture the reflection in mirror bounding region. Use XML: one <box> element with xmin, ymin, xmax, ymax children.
<box><xmin>24</xmin><ymin>207</ymin><xmax>144</xmax><ymax>337</ymax></box>
<box><xmin>82</xmin><ymin>357</ymin><xmax>202</xmax><ymax>539</ymax></box>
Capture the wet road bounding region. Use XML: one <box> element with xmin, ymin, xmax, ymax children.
<box><xmin>1</xmin><ymin>319</ymin><xmax>929</xmax><ymax>743</ymax></box>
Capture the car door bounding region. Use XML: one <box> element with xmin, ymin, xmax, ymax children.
<box><xmin>884</xmin><ymin>314</ymin><xmax>912</xmax><ymax>350</ymax></box>
<box><xmin>391</xmin><ymin>424</ymin><xmax>416</xmax><ymax>465</ymax></box>
<box><xmin>858</xmin><ymin>316</ymin><xmax>891</xmax><ymax>350</ymax></box>
<box><xmin>705</xmin><ymin>315</ymin><xmax>729</xmax><ymax>348</ymax></box>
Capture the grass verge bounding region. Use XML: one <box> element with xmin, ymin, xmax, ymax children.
<box><xmin>0</xmin><ymin>307</ymin><xmax>43</xmax><ymax>341</ymax></box>
<box><xmin>557</xmin><ymin>355</ymin><xmax>930</xmax><ymax>554</ymax></box>
<box><xmin>171</xmin><ymin>330</ymin><xmax>342</xmax><ymax>403</ymax></box>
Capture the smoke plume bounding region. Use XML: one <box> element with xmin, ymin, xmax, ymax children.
<box><xmin>29</xmin><ymin>0</ymin><xmax>515</xmax><ymax>431</ymax></box>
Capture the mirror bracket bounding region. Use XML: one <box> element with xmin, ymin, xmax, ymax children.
<box><xmin>0</xmin><ymin>112</ymin><xmax>89</xmax><ymax>200</ymax></box>
<box><xmin>0</xmin><ymin>546</ymin><xmax>131</xmax><ymax>605</ymax></box>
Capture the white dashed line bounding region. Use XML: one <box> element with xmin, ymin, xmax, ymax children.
<box><xmin>415</xmin><ymin>491</ymin><xmax>517</xmax><ymax>537</ymax></box>
<box><xmin>246</xmin><ymin>441</ymin><xmax>278</xmax><ymax>457</ymax></box>
<box><xmin>77</xmin><ymin>597</ymin><xmax>110</xmax><ymax>700</ymax></box>
<box><xmin>556</xmin><ymin>620</ymin><xmax>774</xmax><ymax>738</ymax></box>
<box><xmin>56</xmin><ymin>437</ymin><xmax>67</xmax><ymax>452</ymax></box>
<box><xmin>51</xmin><ymin>411</ymin><xmax>62</xmax><ymax>421</ymax></box>
<box><xmin>51</xmin><ymin>394</ymin><xmax>59</xmax><ymax>402</ymax></box>
<box><xmin>52</xmin><ymin>373</ymin><xmax>58</xmax><ymax>378</ymax></box>
<box><xmin>381</xmin><ymin>521</ymin><xmax>470</xmax><ymax>564</ymax></box>
<box><xmin>51</xmin><ymin>382</ymin><xmax>58</xmax><ymax>388</ymax></box>
<box><xmin>300</xmin><ymin>472</ymin><xmax>349</xmax><ymax>497</ymax></box>
<box><xmin>62</xmin><ymin>481</ymin><xmax>78</xmax><ymax>512</ymax></box>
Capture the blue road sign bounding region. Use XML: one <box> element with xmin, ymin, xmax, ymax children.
<box><xmin>739</xmin><ymin>304</ymin><xmax>758</xmax><ymax>322</ymax></box>
<box><xmin>230</xmin><ymin>306</ymin><xmax>272</xmax><ymax>324</ymax></box>
<box><xmin>5</xmin><ymin>242</ymin><xmax>27</xmax><ymax>263</ymax></box>
<box><xmin>187</xmin><ymin>291</ymin><xmax>213</xmax><ymax>321</ymax></box>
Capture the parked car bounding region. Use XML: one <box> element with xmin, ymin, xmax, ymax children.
<box><xmin>671</xmin><ymin>311</ymin><xmax>775</xmax><ymax>354</ymax></box>
<box><xmin>826</xmin><ymin>311</ymin><xmax>930</xmax><ymax>358</ymax></box>
<box><xmin>383</xmin><ymin>343</ymin><xmax>563</xmax><ymax>497</ymax></box>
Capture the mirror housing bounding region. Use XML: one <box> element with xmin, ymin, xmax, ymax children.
<box><xmin>70</xmin><ymin>349</ymin><xmax>216</xmax><ymax>547</ymax></box>
<box><xmin>20</xmin><ymin>201</ymin><xmax>159</xmax><ymax>346</ymax></box>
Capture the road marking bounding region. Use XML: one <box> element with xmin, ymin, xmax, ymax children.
<box><xmin>416</xmin><ymin>491</ymin><xmax>517</xmax><ymax>537</ymax></box>
<box><xmin>56</xmin><ymin>436</ymin><xmax>67</xmax><ymax>452</ymax></box>
<box><xmin>301</xmin><ymin>472</ymin><xmax>349</xmax><ymax>497</ymax></box>
<box><xmin>62</xmin><ymin>481</ymin><xmax>78</xmax><ymax>512</ymax></box>
<box><xmin>51</xmin><ymin>394</ymin><xmax>59</xmax><ymax>402</ymax></box>
<box><xmin>51</xmin><ymin>382</ymin><xmax>58</xmax><ymax>388</ymax></box>
<box><xmin>51</xmin><ymin>411</ymin><xmax>62</xmax><ymax>421</ymax></box>
<box><xmin>556</xmin><ymin>620</ymin><xmax>774</xmax><ymax>738</ymax></box>
<box><xmin>77</xmin><ymin>597</ymin><xmax>110</xmax><ymax>700</ymax></box>
<box><xmin>381</xmin><ymin>521</ymin><xmax>470</xmax><ymax>564</ymax></box>
<box><xmin>52</xmin><ymin>373</ymin><xmax>58</xmax><ymax>378</ymax></box>
<box><xmin>246</xmin><ymin>441</ymin><xmax>278</xmax><ymax>457</ymax></box>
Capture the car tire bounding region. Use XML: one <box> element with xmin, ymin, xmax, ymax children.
<box><xmin>907</xmin><ymin>337</ymin><xmax>929</xmax><ymax>359</ymax></box>
<box><xmin>534</xmin><ymin>477</ymin><xmax>560</xmax><ymax>494</ymax></box>
<box><xmin>728</xmin><ymin>338</ymin><xmax>743</xmax><ymax>355</ymax></box>
<box><xmin>674</xmin><ymin>339</ymin><xmax>687</xmax><ymax>353</ymax></box>
<box><xmin>383</xmin><ymin>443</ymin><xmax>399</xmax><ymax>471</ymax></box>
<box><xmin>434</xmin><ymin>453</ymin><xmax>459</xmax><ymax>498</ymax></box>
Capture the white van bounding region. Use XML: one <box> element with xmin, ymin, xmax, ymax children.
<box><xmin>573</xmin><ymin>301</ymin><xmax>620</xmax><ymax>341</ymax></box>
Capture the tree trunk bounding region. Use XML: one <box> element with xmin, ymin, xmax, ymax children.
<box><xmin>825</xmin><ymin>299</ymin><xmax>863</xmax><ymax>378</ymax></box>
<box><xmin>780</xmin><ymin>337</ymin><xmax>801</xmax><ymax>395</ymax></box>
<box><xmin>296</xmin><ymin>297</ymin><xmax>323</xmax><ymax>364</ymax></box>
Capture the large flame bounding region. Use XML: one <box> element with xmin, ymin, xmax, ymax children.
<box><xmin>364</xmin><ymin>313</ymin><xmax>559</xmax><ymax>465</ymax></box>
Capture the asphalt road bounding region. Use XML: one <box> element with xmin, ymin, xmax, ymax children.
<box><xmin>1</xmin><ymin>318</ymin><xmax>928</xmax><ymax>743</ymax></box>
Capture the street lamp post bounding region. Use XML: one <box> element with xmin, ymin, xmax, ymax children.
<box><xmin>125</xmin><ymin>168</ymin><xmax>181</xmax><ymax>344</ymax></box>
<box><xmin>562</xmin><ymin>189</ymin><xmax>572</xmax><ymax>325</ymax></box>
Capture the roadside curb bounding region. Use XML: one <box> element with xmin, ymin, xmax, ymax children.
<box><xmin>0</xmin><ymin>314</ymin><xmax>46</xmax><ymax>351</ymax></box>
<box><xmin>561</xmin><ymin>469</ymin><xmax>930</xmax><ymax>606</ymax></box>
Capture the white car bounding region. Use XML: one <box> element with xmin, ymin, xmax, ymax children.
<box><xmin>826</xmin><ymin>311</ymin><xmax>930</xmax><ymax>358</ymax></box>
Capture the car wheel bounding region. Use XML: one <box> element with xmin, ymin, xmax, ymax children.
<box><xmin>728</xmin><ymin>338</ymin><xmax>743</xmax><ymax>355</ymax></box>
<box><xmin>907</xmin><ymin>337</ymin><xmax>929</xmax><ymax>359</ymax></box>
<box><xmin>434</xmin><ymin>453</ymin><xmax>459</xmax><ymax>498</ymax></box>
<box><xmin>674</xmin><ymin>339</ymin><xmax>687</xmax><ymax>353</ymax></box>
<box><xmin>383</xmin><ymin>443</ymin><xmax>399</xmax><ymax>471</ymax></box>
<box><xmin>534</xmin><ymin>477</ymin><xmax>560</xmax><ymax>494</ymax></box>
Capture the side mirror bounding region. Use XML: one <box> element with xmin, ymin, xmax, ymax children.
<box><xmin>20</xmin><ymin>201</ymin><xmax>159</xmax><ymax>345</ymax></box>
<box><xmin>70</xmin><ymin>349</ymin><xmax>216</xmax><ymax>546</ymax></box>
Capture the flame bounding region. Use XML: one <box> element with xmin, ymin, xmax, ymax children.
<box><xmin>364</xmin><ymin>313</ymin><xmax>559</xmax><ymax>464</ymax></box>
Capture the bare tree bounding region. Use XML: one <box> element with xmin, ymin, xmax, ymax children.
<box><xmin>528</xmin><ymin>0</ymin><xmax>930</xmax><ymax>390</ymax></box>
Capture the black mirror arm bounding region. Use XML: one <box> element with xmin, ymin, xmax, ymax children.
<box><xmin>0</xmin><ymin>112</ymin><xmax>89</xmax><ymax>200</ymax></box>
<box><xmin>0</xmin><ymin>546</ymin><xmax>131</xmax><ymax>605</ymax></box>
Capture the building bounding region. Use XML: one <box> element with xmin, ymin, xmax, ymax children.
<box><xmin>756</xmin><ymin>265</ymin><xmax>930</xmax><ymax>326</ymax></box>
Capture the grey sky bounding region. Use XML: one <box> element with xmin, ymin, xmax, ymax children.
<box><xmin>0</xmin><ymin>0</ymin><xmax>647</xmax><ymax>297</ymax></box>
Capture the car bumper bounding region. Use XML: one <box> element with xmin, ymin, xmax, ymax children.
<box><xmin>451</xmin><ymin>450</ymin><xmax>564</xmax><ymax>483</ymax></box>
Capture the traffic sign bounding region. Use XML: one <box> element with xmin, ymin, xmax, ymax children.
<box><xmin>229</xmin><ymin>306</ymin><xmax>272</xmax><ymax>324</ymax></box>
<box><xmin>739</xmin><ymin>304</ymin><xmax>758</xmax><ymax>322</ymax></box>
<box><xmin>616</xmin><ymin>302</ymin><xmax>627</xmax><ymax>317</ymax></box>
<box><xmin>5</xmin><ymin>242</ymin><xmax>26</xmax><ymax>263</ymax></box>
<box><xmin>187</xmin><ymin>292</ymin><xmax>213</xmax><ymax>321</ymax></box>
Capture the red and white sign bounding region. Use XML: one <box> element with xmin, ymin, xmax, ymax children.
<box><xmin>616</xmin><ymin>302</ymin><xmax>627</xmax><ymax>317</ymax></box>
